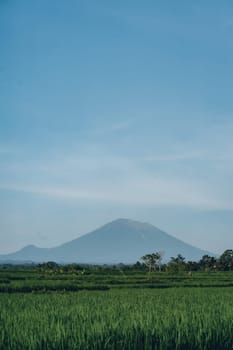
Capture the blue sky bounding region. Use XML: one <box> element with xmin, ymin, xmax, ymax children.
<box><xmin>1</xmin><ymin>0</ymin><xmax>233</xmax><ymax>255</ymax></box>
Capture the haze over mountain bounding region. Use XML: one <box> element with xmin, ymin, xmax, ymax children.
<box><xmin>0</xmin><ymin>219</ymin><xmax>212</xmax><ymax>264</ymax></box>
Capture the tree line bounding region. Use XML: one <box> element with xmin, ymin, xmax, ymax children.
<box><xmin>140</xmin><ymin>249</ymin><xmax>233</xmax><ymax>272</ymax></box>
<box><xmin>1</xmin><ymin>249</ymin><xmax>233</xmax><ymax>273</ymax></box>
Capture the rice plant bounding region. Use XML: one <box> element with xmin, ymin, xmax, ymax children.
<box><xmin>1</xmin><ymin>288</ymin><xmax>233</xmax><ymax>349</ymax></box>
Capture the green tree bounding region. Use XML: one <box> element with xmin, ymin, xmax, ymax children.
<box><xmin>218</xmin><ymin>250</ymin><xmax>233</xmax><ymax>271</ymax></box>
<box><xmin>141</xmin><ymin>252</ymin><xmax>163</xmax><ymax>272</ymax></box>
<box><xmin>168</xmin><ymin>254</ymin><xmax>186</xmax><ymax>272</ymax></box>
<box><xmin>199</xmin><ymin>255</ymin><xmax>217</xmax><ymax>271</ymax></box>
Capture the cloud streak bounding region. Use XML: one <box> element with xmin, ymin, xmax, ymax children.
<box><xmin>1</xmin><ymin>173</ymin><xmax>232</xmax><ymax>211</ymax></box>
<box><xmin>1</xmin><ymin>121</ymin><xmax>233</xmax><ymax>211</ymax></box>
<box><xmin>87</xmin><ymin>120</ymin><xmax>132</xmax><ymax>137</ymax></box>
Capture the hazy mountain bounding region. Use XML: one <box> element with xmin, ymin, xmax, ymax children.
<box><xmin>0</xmin><ymin>219</ymin><xmax>212</xmax><ymax>264</ymax></box>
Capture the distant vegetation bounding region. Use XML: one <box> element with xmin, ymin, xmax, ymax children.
<box><xmin>141</xmin><ymin>249</ymin><xmax>233</xmax><ymax>272</ymax></box>
<box><xmin>0</xmin><ymin>249</ymin><xmax>233</xmax><ymax>293</ymax></box>
<box><xmin>1</xmin><ymin>248</ymin><xmax>232</xmax><ymax>274</ymax></box>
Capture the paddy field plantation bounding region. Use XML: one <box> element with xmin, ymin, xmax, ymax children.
<box><xmin>1</xmin><ymin>268</ymin><xmax>233</xmax><ymax>349</ymax></box>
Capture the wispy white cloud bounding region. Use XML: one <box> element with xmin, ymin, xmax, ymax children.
<box><xmin>142</xmin><ymin>150</ymin><xmax>233</xmax><ymax>162</ymax></box>
<box><xmin>0</xmin><ymin>184</ymin><xmax>107</xmax><ymax>200</ymax></box>
<box><xmin>87</xmin><ymin>120</ymin><xmax>132</xmax><ymax>137</ymax></box>
<box><xmin>1</xmin><ymin>121</ymin><xmax>233</xmax><ymax>210</ymax></box>
<box><xmin>1</xmin><ymin>171</ymin><xmax>232</xmax><ymax>211</ymax></box>
<box><xmin>140</xmin><ymin>150</ymin><xmax>206</xmax><ymax>162</ymax></box>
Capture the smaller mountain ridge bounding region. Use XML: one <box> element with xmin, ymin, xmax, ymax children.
<box><xmin>0</xmin><ymin>218</ymin><xmax>212</xmax><ymax>264</ymax></box>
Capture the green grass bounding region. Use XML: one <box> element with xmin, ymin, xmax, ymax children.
<box><xmin>1</xmin><ymin>269</ymin><xmax>233</xmax><ymax>349</ymax></box>
<box><xmin>1</xmin><ymin>288</ymin><xmax>233</xmax><ymax>349</ymax></box>
<box><xmin>1</xmin><ymin>269</ymin><xmax>233</xmax><ymax>292</ymax></box>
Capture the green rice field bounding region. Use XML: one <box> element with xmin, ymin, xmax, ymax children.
<box><xmin>1</xmin><ymin>288</ymin><xmax>233</xmax><ymax>350</ymax></box>
<box><xmin>1</xmin><ymin>269</ymin><xmax>233</xmax><ymax>349</ymax></box>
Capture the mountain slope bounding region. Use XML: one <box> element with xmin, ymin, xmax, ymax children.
<box><xmin>0</xmin><ymin>218</ymin><xmax>211</xmax><ymax>263</ymax></box>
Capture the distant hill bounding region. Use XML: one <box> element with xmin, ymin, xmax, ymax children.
<box><xmin>0</xmin><ymin>218</ymin><xmax>212</xmax><ymax>264</ymax></box>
